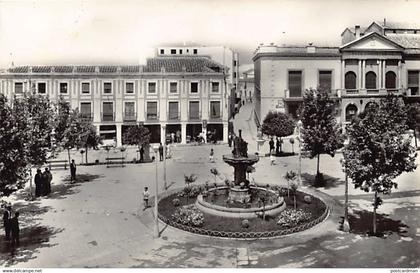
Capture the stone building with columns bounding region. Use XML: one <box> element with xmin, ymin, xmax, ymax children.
<box><xmin>0</xmin><ymin>56</ymin><xmax>230</xmax><ymax>146</ymax></box>
<box><xmin>253</xmin><ymin>20</ymin><xmax>420</xmax><ymax>126</ymax></box>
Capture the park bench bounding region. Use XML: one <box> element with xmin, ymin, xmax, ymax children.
<box><xmin>46</xmin><ymin>160</ymin><xmax>68</xmax><ymax>170</ymax></box>
<box><xmin>105</xmin><ymin>157</ymin><xmax>125</xmax><ymax>168</ymax></box>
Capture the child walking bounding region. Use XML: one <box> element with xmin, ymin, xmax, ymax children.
<box><xmin>270</xmin><ymin>152</ymin><xmax>276</xmax><ymax>165</ymax></box>
<box><xmin>142</xmin><ymin>187</ymin><xmax>150</xmax><ymax>210</ymax></box>
<box><xmin>209</xmin><ymin>148</ymin><xmax>215</xmax><ymax>163</ymax></box>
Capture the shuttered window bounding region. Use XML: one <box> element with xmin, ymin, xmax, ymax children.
<box><xmin>60</xmin><ymin>82</ymin><xmax>68</xmax><ymax>94</ymax></box>
<box><xmin>125</xmin><ymin>102</ymin><xmax>135</xmax><ymax>116</ymax></box>
<box><xmin>288</xmin><ymin>71</ymin><xmax>302</xmax><ymax>97</ymax></box>
<box><xmin>126</xmin><ymin>82</ymin><xmax>134</xmax><ymax>94</ymax></box>
<box><xmin>168</xmin><ymin>102</ymin><xmax>179</xmax><ymax>120</ymax></box>
<box><xmin>14</xmin><ymin>82</ymin><xmax>23</xmax><ymax>94</ymax></box>
<box><xmin>210</xmin><ymin>101</ymin><xmax>221</xmax><ymax>119</ymax></box>
<box><xmin>189</xmin><ymin>101</ymin><xmax>199</xmax><ymax>119</ymax></box>
<box><xmin>147</xmin><ymin>102</ymin><xmax>158</xmax><ymax>119</ymax></box>
<box><xmin>345</xmin><ymin>72</ymin><xmax>357</xmax><ymax>89</ymax></box>
<box><xmin>82</xmin><ymin>83</ymin><xmax>90</xmax><ymax>94</ymax></box>
<box><xmin>148</xmin><ymin>82</ymin><xmax>156</xmax><ymax>93</ymax></box>
<box><xmin>103</xmin><ymin>102</ymin><xmax>113</xmax><ymax>113</ymax></box>
<box><xmin>37</xmin><ymin>83</ymin><xmax>46</xmax><ymax>94</ymax></box>
<box><xmin>345</xmin><ymin>104</ymin><xmax>358</xmax><ymax>122</ymax></box>
<box><xmin>211</xmin><ymin>82</ymin><xmax>220</xmax><ymax>92</ymax></box>
<box><xmin>170</xmin><ymin>82</ymin><xmax>177</xmax><ymax>93</ymax></box>
<box><xmin>104</xmin><ymin>82</ymin><xmax>112</xmax><ymax>94</ymax></box>
<box><xmin>365</xmin><ymin>72</ymin><xmax>377</xmax><ymax>89</ymax></box>
<box><xmin>408</xmin><ymin>71</ymin><xmax>419</xmax><ymax>95</ymax></box>
<box><xmin>81</xmin><ymin>102</ymin><xmax>91</xmax><ymax>114</ymax></box>
<box><xmin>319</xmin><ymin>71</ymin><xmax>332</xmax><ymax>92</ymax></box>
<box><xmin>191</xmin><ymin>82</ymin><xmax>198</xmax><ymax>93</ymax></box>
<box><xmin>385</xmin><ymin>71</ymin><xmax>396</xmax><ymax>89</ymax></box>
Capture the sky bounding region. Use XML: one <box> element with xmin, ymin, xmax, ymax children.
<box><xmin>1</xmin><ymin>0</ymin><xmax>420</xmax><ymax>68</ymax></box>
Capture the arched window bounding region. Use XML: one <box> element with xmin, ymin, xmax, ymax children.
<box><xmin>365</xmin><ymin>101</ymin><xmax>378</xmax><ymax>112</ymax></box>
<box><xmin>365</xmin><ymin>72</ymin><xmax>377</xmax><ymax>89</ymax></box>
<box><xmin>345</xmin><ymin>72</ymin><xmax>357</xmax><ymax>89</ymax></box>
<box><xmin>385</xmin><ymin>71</ymin><xmax>397</xmax><ymax>89</ymax></box>
<box><xmin>345</xmin><ymin>104</ymin><xmax>358</xmax><ymax>122</ymax></box>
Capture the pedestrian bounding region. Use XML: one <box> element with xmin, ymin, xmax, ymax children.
<box><xmin>34</xmin><ymin>169</ymin><xmax>43</xmax><ymax>197</ymax></box>
<box><xmin>228</xmin><ymin>133</ymin><xmax>232</xmax><ymax>147</ymax></box>
<box><xmin>171</xmin><ymin>132</ymin><xmax>175</xmax><ymax>143</ymax></box>
<box><xmin>10</xmin><ymin>211</ymin><xmax>19</xmax><ymax>246</ymax></box>
<box><xmin>3</xmin><ymin>204</ymin><xmax>12</xmax><ymax>240</ymax></box>
<box><xmin>209</xmin><ymin>148</ymin><xmax>215</xmax><ymax>163</ymax></box>
<box><xmin>43</xmin><ymin>167</ymin><xmax>52</xmax><ymax>195</ymax></box>
<box><xmin>270</xmin><ymin>152</ymin><xmax>276</xmax><ymax>165</ymax></box>
<box><xmin>276</xmin><ymin>137</ymin><xmax>281</xmax><ymax>155</ymax></box>
<box><xmin>142</xmin><ymin>187</ymin><xmax>150</xmax><ymax>210</ymax></box>
<box><xmin>269</xmin><ymin>137</ymin><xmax>275</xmax><ymax>155</ymax></box>
<box><xmin>166</xmin><ymin>144</ymin><xmax>172</xmax><ymax>159</ymax></box>
<box><xmin>159</xmin><ymin>143</ymin><xmax>164</xmax><ymax>161</ymax></box>
<box><xmin>70</xmin><ymin>159</ymin><xmax>77</xmax><ymax>183</ymax></box>
<box><xmin>140</xmin><ymin>145</ymin><xmax>144</xmax><ymax>162</ymax></box>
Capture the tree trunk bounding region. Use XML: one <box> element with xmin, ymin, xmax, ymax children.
<box><xmin>292</xmin><ymin>144</ymin><xmax>294</xmax><ymax>154</ymax></box>
<box><xmin>287</xmin><ymin>181</ymin><xmax>290</xmax><ymax>197</ymax></box>
<box><xmin>85</xmin><ymin>146</ymin><xmax>88</xmax><ymax>164</ymax></box>
<box><xmin>293</xmin><ymin>195</ymin><xmax>296</xmax><ymax>210</ymax></box>
<box><xmin>67</xmin><ymin>149</ymin><xmax>71</xmax><ymax>164</ymax></box>
<box><xmin>317</xmin><ymin>154</ymin><xmax>320</xmax><ymax>175</ymax></box>
<box><xmin>373</xmin><ymin>191</ymin><xmax>377</xmax><ymax>235</ymax></box>
<box><xmin>414</xmin><ymin>129</ymin><xmax>418</xmax><ymax>148</ymax></box>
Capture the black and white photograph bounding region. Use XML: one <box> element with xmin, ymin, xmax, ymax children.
<box><xmin>0</xmin><ymin>0</ymin><xmax>420</xmax><ymax>270</ymax></box>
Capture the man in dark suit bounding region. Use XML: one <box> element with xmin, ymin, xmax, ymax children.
<box><xmin>159</xmin><ymin>143</ymin><xmax>164</xmax><ymax>161</ymax></box>
<box><xmin>34</xmin><ymin>169</ymin><xmax>43</xmax><ymax>197</ymax></box>
<box><xmin>140</xmin><ymin>146</ymin><xmax>144</xmax><ymax>162</ymax></box>
<box><xmin>2</xmin><ymin>204</ymin><xmax>12</xmax><ymax>240</ymax></box>
<box><xmin>10</xmin><ymin>211</ymin><xmax>20</xmax><ymax>246</ymax></box>
<box><xmin>70</xmin><ymin>159</ymin><xmax>76</xmax><ymax>183</ymax></box>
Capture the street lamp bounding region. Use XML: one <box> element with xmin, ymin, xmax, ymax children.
<box><xmin>296</xmin><ymin>120</ymin><xmax>303</xmax><ymax>185</ymax></box>
<box><xmin>152</xmin><ymin>143</ymin><xmax>160</xmax><ymax>238</ymax></box>
<box><xmin>342</xmin><ymin>139</ymin><xmax>350</xmax><ymax>232</ymax></box>
<box><xmin>162</xmin><ymin>125</ymin><xmax>167</xmax><ymax>191</ymax></box>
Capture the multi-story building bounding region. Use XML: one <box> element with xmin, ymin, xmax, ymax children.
<box><xmin>238</xmin><ymin>68</ymin><xmax>254</xmax><ymax>102</ymax></box>
<box><xmin>0</xmin><ymin>56</ymin><xmax>230</xmax><ymax>146</ymax></box>
<box><xmin>157</xmin><ymin>45</ymin><xmax>240</xmax><ymax>117</ymax></box>
<box><xmin>253</xmin><ymin>20</ymin><xmax>420</xmax><ymax>126</ymax></box>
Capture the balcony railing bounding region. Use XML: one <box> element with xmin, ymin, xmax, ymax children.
<box><xmin>209</xmin><ymin>113</ymin><xmax>222</xmax><ymax>121</ymax></box>
<box><xmin>146</xmin><ymin>112</ymin><xmax>159</xmax><ymax>121</ymax></box>
<box><xmin>188</xmin><ymin>112</ymin><xmax>202</xmax><ymax>121</ymax></box>
<box><xmin>123</xmin><ymin>112</ymin><xmax>137</xmax><ymax>122</ymax></box>
<box><xmin>168</xmin><ymin>112</ymin><xmax>181</xmax><ymax>121</ymax></box>
<box><xmin>80</xmin><ymin>113</ymin><xmax>93</xmax><ymax>121</ymax></box>
<box><xmin>101</xmin><ymin>112</ymin><xmax>114</xmax><ymax>122</ymax></box>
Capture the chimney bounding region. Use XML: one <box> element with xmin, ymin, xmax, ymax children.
<box><xmin>383</xmin><ymin>18</ymin><xmax>386</xmax><ymax>27</ymax></box>
<box><xmin>355</xmin><ymin>25</ymin><xmax>361</xmax><ymax>39</ymax></box>
<box><xmin>307</xmin><ymin>42</ymin><xmax>316</xmax><ymax>53</ymax></box>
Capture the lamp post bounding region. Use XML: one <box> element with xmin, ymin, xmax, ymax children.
<box><xmin>162</xmin><ymin>125</ymin><xmax>167</xmax><ymax>191</ymax></box>
<box><xmin>342</xmin><ymin>139</ymin><xmax>350</xmax><ymax>232</ymax></box>
<box><xmin>296</xmin><ymin>120</ymin><xmax>303</xmax><ymax>185</ymax></box>
<box><xmin>152</xmin><ymin>144</ymin><xmax>160</xmax><ymax>238</ymax></box>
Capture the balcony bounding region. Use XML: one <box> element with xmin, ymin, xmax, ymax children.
<box><xmin>146</xmin><ymin>112</ymin><xmax>159</xmax><ymax>121</ymax></box>
<box><xmin>167</xmin><ymin>112</ymin><xmax>181</xmax><ymax>122</ymax></box>
<box><xmin>80</xmin><ymin>113</ymin><xmax>93</xmax><ymax>121</ymax></box>
<box><xmin>101</xmin><ymin>112</ymin><xmax>114</xmax><ymax>122</ymax></box>
<box><xmin>209</xmin><ymin>113</ymin><xmax>222</xmax><ymax>122</ymax></box>
<box><xmin>123</xmin><ymin>112</ymin><xmax>137</xmax><ymax>122</ymax></box>
<box><xmin>188</xmin><ymin>112</ymin><xmax>202</xmax><ymax>121</ymax></box>
<box><xmin>338</xmin><ymin>88</ymin><xmax>405</xmax><ymax>97</ymax></box>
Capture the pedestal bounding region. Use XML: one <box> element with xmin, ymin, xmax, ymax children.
<box><xmin>229</xmin><ymin>187</ymin><xmax>251</xmax><ymax>203</ymax></box>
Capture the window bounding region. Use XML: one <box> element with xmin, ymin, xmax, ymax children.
<box><xmin>124</xmin><ymin>102</ymin><xmax>135</xmax><ymax>120</ymax></box>
<box><xmin>170</xmin><ymin>82</ymin><xmax>178</xmax><ymax>93</ymax></box>
<box><xmin>80</xmin><ymin>102</ymin><xmax>91</xmax><ymax>119</ymax></box>
<box><xmin>193</xmin><ymin>49</ymin><xmax>198</xmax><ymax>54</ymax></box>
<box><xmin>210</xmin><ymin>101</ymin><xmax>221</xmax><ymax>119</ymax></box>
<box><xmin>126</xmin><ymin>82</ymin><xmax>134</xmax><ymax>94</ymax></box>
<box><xmin>60</xmin><ymin>82</ymin><xmax>68</xmax><ymax>94</ymax></box>
<box><xmin>148</xmin><ymin>82</ymin><xmax>156</xmax><ymax>93</ymax></box>
<box><xmin>385</xmin><ymin>71</ymin><xmax>397</xmax><ymax>89</ymax></box>
<box><xmin>288</xmin><ymin>71</ymin><xmax>302</xmax><ymax>97</ymax></box>
<box><xmin>211</xmin><ymin>82</ymin><xmax>220</xmax><ymax>92</ymax></box>
<box><xmin>104</xmin><ymin>82</ymin><xmax>112</xmax><ymax>94</ymax></box>
<box><xmin>345</xmin><ymin>104</ymin><xmax>358</xmax><ymax>122</ymax></box>
<box><xmin>345</xmin><ymin>72</ymin><xmax>357</xmax><ymax>89</ymax></box>
<box><xmin>37</xmin><ymin>82</ymin><xmax>46</xmax><ymax>94</ymax></box>
<box><xmin>171</xmin><ymin>49</ymin><xmax>176</xmax><ymax>54</ymax></box>
<box><xmin>233</xmin><ymin>72</ymin><xmax>237</xmax><ymax>79</ymax></box>
<box><xmin>365</xmin><ymin>72</ymin><xmax>377</xmax><ymax>89</ymax></box>
<box><xmin>82</xmin><ymin>83</ymin><xmax>90</xmax><ymax>94</ymax></box>
<box><xmin>408</xmin><ymin>71</ymin><xmax>419</xmax><ymax>95</ymax></box>
<box><xmin>102</xmin><ymin>102</ymin><xmax>113</xmax><ymax>121</ymax></box>
<box><xmin>233</xmin><ymin>60</ymin><xmax>237</xmax><ymax>67</ymax></box>
<box><xmin>168</xmin><ymin>102</ymin><xmax>179</xmax><ymax>120</ymax></box>
<box><xmin>365</xmin><ymin>101</ymin><xmax>378</xmax><ymax>112</ymax></box>
<box><xmin>160</xmin><ymin>49</ymin><xmax>164</xmax><ymax>54</ymax></box>
<box><xmin>319</xmin><ymin>71</ymin><xmax>332</xmax><ymax>92</ymax></box>
<box><xmin>14</xmin><ymin>82</ymin><xmax>23</xmax><ymax>94</ymax></box>
<box><xmin>190</xmin><ymin>82</ymin><xmax>198</xmax><ymax>93</ymax></box>
<box><xmin>147</xmin><ymin>102</ymin><xmax>158</xmax><ymax>120</ymax></box>
<box><xmin>189</xmin><ymin>101</ymin><xmax>200</xmax><ymax>119</ymax></box>
<box><xmin>179</xmin><ymin>49</ymin><xmax>183</xmax><ymax>54</ymax></box>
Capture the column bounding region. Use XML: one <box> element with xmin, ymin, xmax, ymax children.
<box><xmin>341</xmin><ymin>60</ymin><xmax>345</xmax><ymax>89</ymax></box>
<box><xmin>160</xmin><ymin>124</ymin><xmax>166</xmax><ymax>144</ymax></box>
<box><xmin>181</xmin><ymin>123</ymin><xmax>187</xmax><ymax>144</ymax></box>
<box><xmin>116</xmin><ymin>124</ymin><xmax>122</xmax><ymax>147</ymax></box>
<box><xmin>378</xmin><ymin>60</ymin><xmax>383</xmax><ymax>89</ymax></box>
<box><xmin>223</xmin><ymin>123</ymin><xmax>228</xmax><ymax>143</ymax></box>
<box><xmin>382</xmin><ymin>60</ymin><xmax>386</xmax><ymax>89</ymax></box>
<box><xmin>398</xmin><ymin>60</ymin><xmax>401</xmax><ymax>89</ymax></box>
<box><xmin>361</xmin><ymin>60</ymin><xmax>365</xmax><ymax>88</ymax></box>
<box><xmin>358</xmin><ymin>60</ymin><xmax>362</xmax><ymax>89</ymax></box>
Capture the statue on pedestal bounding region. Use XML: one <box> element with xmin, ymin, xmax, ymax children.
<box><xmin>232</xmin><ymin>129</ymin><xmax>248</xmax><ymax>158</ymax></box>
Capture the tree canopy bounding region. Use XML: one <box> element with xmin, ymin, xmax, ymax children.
<box><xmin>123</xmin><ymin>125</ymin><xmax>151</xmax><ymax>148</ymax></box>
<box><xmin>261</xmin><ymin>111</ymin><xmax>295</xmax><ymax>138</ymax></box>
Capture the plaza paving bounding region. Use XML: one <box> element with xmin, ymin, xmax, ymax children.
<box><xmin>0</xmin><ymin>102</ymin><xmax>419</xmax><ymax>268</ymax></box>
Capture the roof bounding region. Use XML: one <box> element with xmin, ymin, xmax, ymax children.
<box><xmin>380</xmin><ymin>20</ymin><xmax>420</xmax><ymax>30</ymax></box>
<box><xmin>386</xmin><ymin>34</ymin><xmax>420</xmax><ymax>49</ymax></box>
<box><xmin>5</xmin><ymin>57</ymin><xmax>226</xmax><ymax>74</ymax></box>
<box><xmin>340</xmin><ymin>32</ymin><xmax>405</xmax><ymax>50</ymax></box>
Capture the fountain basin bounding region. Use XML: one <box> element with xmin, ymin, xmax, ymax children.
<box><xmin>196</xmin><ymin>186</ymin><xmax>286</xmax><ymax>219</ymax></box>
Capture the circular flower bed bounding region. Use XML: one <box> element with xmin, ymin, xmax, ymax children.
<box><xmin>158</xmin><ymin>185</ymin><xmax>329</xmax><ymax>239</ymax></box>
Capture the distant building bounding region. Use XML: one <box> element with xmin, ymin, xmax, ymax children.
<box><xmin>253</xmin><ymin>20</ymin><xmax>420</xmax><ymax>127</ymax></box>
<box><xmin>0</xmin><ymin>56</ymin><xmax>230</xmax><ymax>146</ymax></box>
<box><xmin>238</xmin><ymin>68</ymin><xmax>254</xmax><ymax>102</ymax></box>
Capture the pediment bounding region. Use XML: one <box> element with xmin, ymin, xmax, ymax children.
<box><xmin>340</xmin><ymin>32</ymin><xmax>404</xmax><ymax>51</ymax></box>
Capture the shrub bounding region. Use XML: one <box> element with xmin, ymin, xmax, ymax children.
<box><xmin>304</xmin><ymin>195</ymin><xmax>312</xmax><ymax>204</ymax></box>
<box><xmin>171</xmin><ymin>205</ymin><xmax>204</xmax><ymax>227</ymax></box>
<box><xmin>277</xmin><ymin>209</ymin><xmax>312</xmax><ymax>227</ymax></box>
<box><xmin>241</xmin><ymin>219</ymin><xmax>250</xmax><ymax>228</ymax></box>
<box><xmin>172</xmin><ymin>198</ymin><xmax>181</xmax><ymax>207</ymax></box>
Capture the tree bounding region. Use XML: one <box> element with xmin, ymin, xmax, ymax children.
<box><xmin>289</xmin><ymin>138</ymin><xmax>295</xmax><ymax>154</ymax></box>
<box><xmin>284</xmin><ymin>170</ymin><xmax>297</xmax><ymax>198</ymax></box>
<box><xmin>406</xmin><ymin>103</ymin><xmax>420</xmax><ymax>148</ymax></box>
<box><xmin>184</xmin><ymin>174</ymin><xmax>197</xmax><ymax>204</ymax></box>
<box><xmin>300</xmin><ymin>89</ymin><xmax>344</xmax><ymax>185</ymax></box>
<box><xmin>79</xmin><ymin>123</ymin><xmax>102</xmax><ymax>164</ymax></box>
<box><xmin>122</xmin><ymin>125</ymin><xmax>151</xmax><ymax>152</ymax></box>
<box><xmin>289</xmin><ymin>181</ymin><xmax>299</xmax><ymax>210</ymax></box>
<box><xmin>343</xmin><ymin>95</ymin><xmax>417</xmax><ymax>235</ymax></box>
<box><xmin>261</xmin><ymin>111</ymin><xmax>295</xmax><ymax>153</ymax></box>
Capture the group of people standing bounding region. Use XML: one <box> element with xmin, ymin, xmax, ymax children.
<box><xmin>34</xmin><ymin>168</ymin><xmax>53</xmax><ymax>197</ymax></box>
<box><xmin>2</xmin><ymin>204</ymin><xmax>20</xmax><ymax>245</ymax></box>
